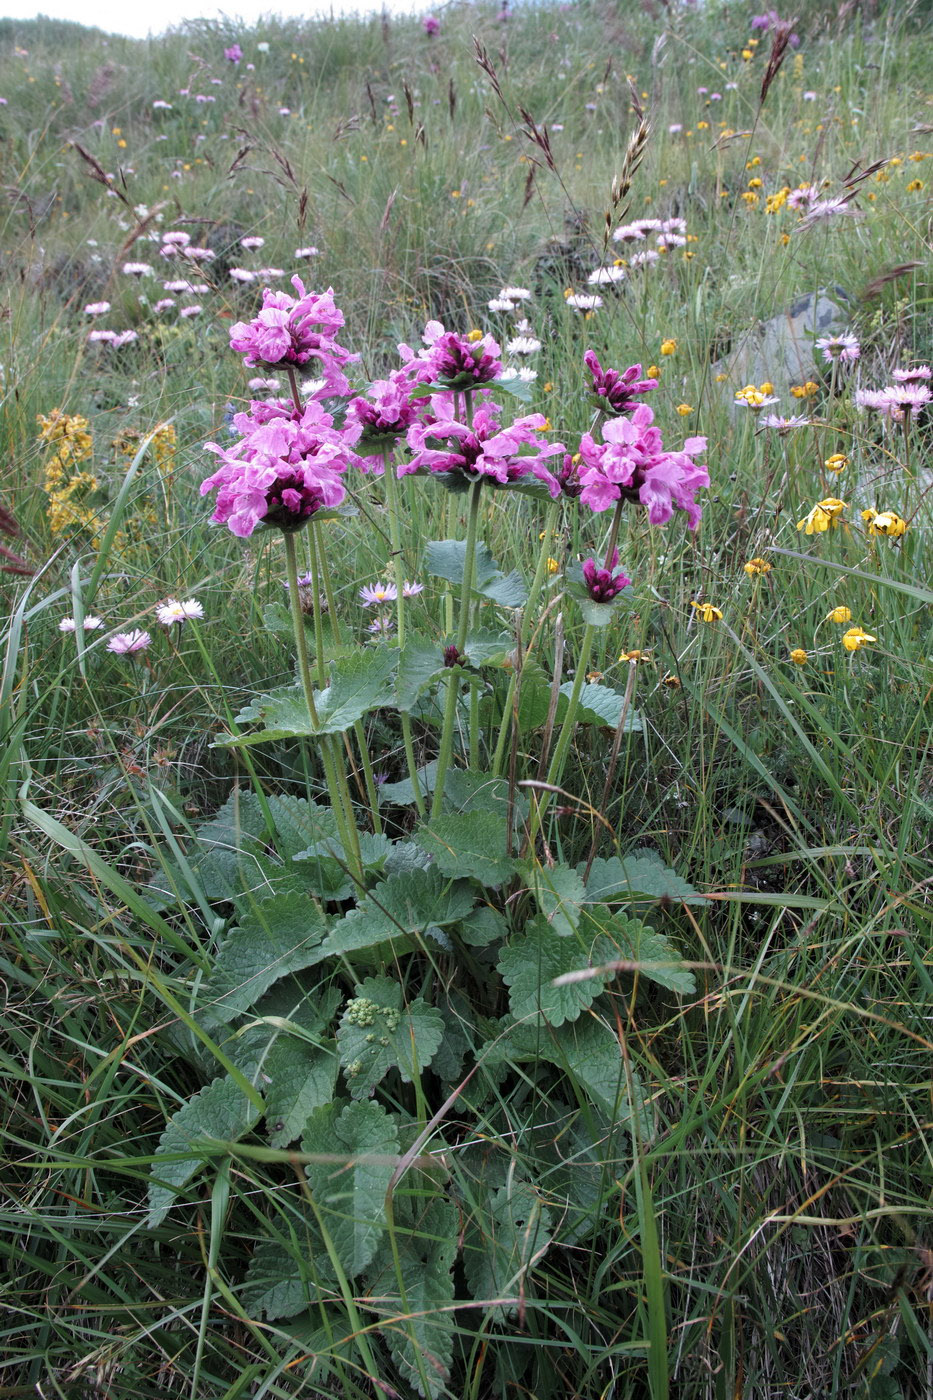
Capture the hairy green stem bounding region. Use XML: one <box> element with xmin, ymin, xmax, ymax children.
<box><xmin>431</xmin><ymin>477</ymin><xmax>483</xmax><ymax>817</ymax></box>
<box><xmin>527</xmin><ymin>621</ymin><xmax>596</xmax><ymax>844</ymax></box>
<box><xmin>383</xmin><ymin>450</ymin><xmax>425</xmax><ymax>816</ymax></box>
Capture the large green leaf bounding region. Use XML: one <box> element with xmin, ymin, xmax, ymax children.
<box><xmin>583</xmin><ymin>850</ymin><xmax>707</xmax><ymax>907</ymax></box>
<box><xmin>396</xmin><ymin>637</ymin><xmax>448</xmax><ymax>712</ymax></box>
<box><xmin>242</xmin><ymin>1206</ymin><xmax>330</xmax><ymax>1319</ymax></box>
<box><xmin>320</xmin><ymin>867</ymin><xmax>475</xmax><ymax>961</ymax></box>
<box><xmin>462</xmin><ymin>1178</ymin><xmax>553</xmax><ymax>1319</ymax></box>
<box><xmin>199</xmin><ymin>893</ymin><xmax>330</xmax><ymax>1026</ymax></box>
<box><xmin>583</xmin><ymin>905</ymin><xmax>696</xmax><ymax>994</ymax></box>
<box><xmin>263</xmin><ymin>1037</ymin><xmax>339</xmax><ymax>1147</ymax></box>
<box><xmin>369</xmin><ymin>1196</ymin><xmax>458</xmax><ymax>1398</ymax></box>
<box><xmin>498</xmin><ymin>915</ymin><xmax>617</xmax><ymax>1026</ymax></box>
<box><xmin>222</xmin><ymin>648</ymin><xmax>399</xmax><ymax>745</ymax></box>
<box><xmin>337</xmin><ymin>976</ymin><xmax>444</xmax><ymax>1099</ymax></box>
<box><xmin>146</xmin><ymin>790</ymin><xmax>271</xmax><ymax>908</ymax></box>
<box><xmin>414</xmin><ymin>809</ymin><xmax>515</xmax><ymax>887</ymax></box>
<box><xmin>302</xmin><ymin>1099</ymin><xmax>400</xmax><ymax>1278</ymax></box>
<box><xmin>561</xmin><ymin>680</ymin><xmax>643</xmax><ymax>729</ymax></box>
<box><xmin>522</xmin><ymin>862</ymin><xmax>587</xmax><ymax>936</ymax></box>
<box><xmin>424</xmin><ymin>539</ymin><xmax>528</xmax><ymax>607</ymax></box>
<box><xmin>148</xmin><ymin>1076</ymin><xmax>262</xmax><ymax>1227</ymax></box>
<box><xmin>546</xmin><ymin>1015</ymin><xmax>653</xmax><ymax>1135</ymax></box>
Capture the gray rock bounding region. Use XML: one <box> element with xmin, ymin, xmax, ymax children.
<box><xmin>711</xmin><ymin>287</ymin><xmax>852</xmax><ymax>394</ymax></box>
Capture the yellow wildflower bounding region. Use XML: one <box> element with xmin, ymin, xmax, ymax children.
<box><xmin>619</xmin><ymin>649</ymin><xmax>652</xmax><ymax>664</ymax></box>
<box><xmin>646</xmin><ymin>364</ymin><xmax>660</xmax><ymax>379</ymax></box>
<box><xmin>824</xmin><ymin>453</ymin><xmax>848</xmax><ymax>473</ymax></box>
<box><xmin>861</xmin><ymin>509</ymin><xmax>908</xmax><ymax>538</ymax></box>
<box><xmin>466</xmin><ymin>328</ymin><xmax>483</xmax><ymax>343</ymax></box>
<box><xmin>906</xmin><ymin>179</ymin><xmax>924</xmax><ymax>192</ymax></box>
<box><xmin>797</xmin><ymin>498</ymin><xmax>847</xmax><ymax>534</ymax></box>
<box><xmin>826</xmin><ymin>606</ymin><xmax>852</xmax><ymax>624</ymax></box>
<box><xmin>691</xmin><ymin>601</ymin><xmax>723</xmax><ymax>623</ymax></box>
<box><xmin>547</xmin><ymin>557</ymin><xmax>561</xmax><ymax>574</ymax></box>
<box><xmin>743</xmin><ymin>558</ymin><xmax>771</xmax><ymax>576</ymax></box>
<box><xmin>789</xmin><ymin>648</ymin><xmax>808</xmax><ymax>666</ymax></box>
<box><xmin>676</xmin><ymin>403</ymin><xmax>693</xmax><ymax>416</ymax></box>
<box><xmin>841</xmin><ymin>626</ymin><xmax>876</xmax><ymax>653</ymax></box>
<box><xmin>660</xmin><ymin>338</ymin><xmax>677</xmax><ymax>355</ymax></box>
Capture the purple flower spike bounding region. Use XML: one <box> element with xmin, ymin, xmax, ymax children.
<box><xmin>583</xmin><ymin>350</ymin><xmax>658</xmax><ymax>416</ymax></box>
<box><xmin>398</xmin><ymin>321</ymin><xmax>503</xmax><ymax>391</ymax></box>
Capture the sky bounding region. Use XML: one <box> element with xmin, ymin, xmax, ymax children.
<box><xmin>0</xmin><ymin>0</ymin><xmax>439</xmax><ymax>39</ymax></box>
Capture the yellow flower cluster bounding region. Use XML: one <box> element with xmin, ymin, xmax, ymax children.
<box><xmin>790</xmin><ymin>381</ymin><xmax>820</xmax><ymax>399</ymax></box>
<box><xmin>38</xmin><ymin>410</ymin><xmax>106</xmax><ymax>544</ymax></box>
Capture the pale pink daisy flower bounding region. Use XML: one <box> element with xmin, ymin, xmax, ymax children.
<box><xmin>295</xmin><ymin>246</ymin><xmax>320</xmax><ymax>258</ymax></box>
<box><xmin>498</xmin><ymin>286</ymin><xmax>532</xmax><ymax>301</ymax></box>
<box><xmin>240</xmin><ymin>236</ymin><xmax>265</xmax><ymax>250</ymax></box>
<box><xmin>154</xmin><ymin>299</ymin><xmax>176</xmax><ymax>312</ymax></box>
<box><xmin>59</xmin><ymin>616</ymin><xmax>103</xmax><ymax>632</ymax></box>
<box><xmin>816</xmin><ymin>332</ymin><xmax>860</xmax><ymax>363</ymax></box>
<box><xmin>588</xmin><ymin>266</ymin><xmax>626</xmax><ymax>285</ymax></box>
<box><xmin>892</xmin><ymin>365</ymin><xmax>931</xmax><ymax>384</ymax></box>
<box><xmin>359</xmin><ymin>581</ymin><xmax>399</xmax><ymax>607</ymax></box>
<box><xmin>84</xmin><ymin>301</ymin><xmax>111</xmax><ymax>315</ymax></box>
<box><xmin>107</xmin><ymin>630</ymin><xmax>151</xmax><ymax>654</ymax></box>
<box><xmin>506</xmin><ymin>335</ymin><xmax>541</xmax><ymax>355</ymax></box>
<box><xmin>156</xmin><ymin>598</ymin><xmax>204</xmax><ymax>625</ymax></box>
<box><xmin>179</xmin><ymin>305</ymin><xmax>203</xmax><ymax>318</ymax></box>
<box><xmin>122</xmin><ymin>262</ymin><xmax>153</xmax><ymax>277</ymax></box>
<box><xmin>629</xmin><ymin>250</ymin><xmax>660</xmax><ymax>269</ymax></box>
<box><xmin>564</xmin><ymin>293</ymin><xmax>603</xmax><ymax>311</ymax></box>
<box><xmin>161</xmin><ymin>231</ymin><xmax>191</xmax><ymax>246</ymax></box>
<box><xmin>229</xmin><ymin>268</ymin><xmax>257</xmax><ymax>283</ymax></box>
<box><xmin>401</xmin><ymin>580</ymin><xmax>424</xmax><ymax>597</ymax></box>
<box><xmin>487</xmin><ymin>297</ymin><xmax>515</xmax><ymax>313</ymax></box>
<box><xmin>367</xmin><ymin>615</ymin><xmax>395</xmax><ymax>635</ymax></box>
<box><xmin>612</xmin><ymin>223</ymin><xmax>646</xmax><ymax>244</ymax></box>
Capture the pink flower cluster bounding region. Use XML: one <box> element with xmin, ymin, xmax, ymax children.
<box><xmin>397</xmin><ymin>321</ymin><xmax>502</xmax><ymax>390</ymax></box>
<box><xmin>404</xmin><ymin>401</ymin><xmax>565</xmax><ymax>495</ymax></box>
<box><xmin>229</xmin><ymin>276</ymin><xmax>357</xmax><ymax>391</ymax></box>
<box><xmin>202</xmin><ymin>400</ymin><xmax>360</xmax><ymax>536</ymax></box>
<box><xmin>347</xmin><ymin>370</ymin><xmax>422</xmax><ymax>442</ymax></box>
<box><xmin>577</xmin><ymin>403</ymin><xmax>709</xmax><ymax>530</ymax></box>
<box><xmin>582</xmin><ymin>549</ymin><xmax>631</xmax><ymax>603</ymax></box>
<box><xmin>583</xmin><ymin>350</ymin><xmax>657</xmax><ymax>416</ymax></box>
<box><xmin>855</xmin><ymin>368</ymin><xmax>931</xmax><ymax>421</ymax></box>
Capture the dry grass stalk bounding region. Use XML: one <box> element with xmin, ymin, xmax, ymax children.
<box><xmin>70</xmin><ymin>142</ymin><xmax>131</xmax><ymax>207</ymax></box>
<box><xmin>760</xmin><ymin>17</ymin><xmax>798</xmax><ymax>107</ymax></box>
<box><xmin>602</xmin><ymin>90</ymin><xmax>650</xmax><ymax>254</ymax></box>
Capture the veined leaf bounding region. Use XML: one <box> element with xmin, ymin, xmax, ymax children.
<box><xmin>370</xmin><ymin>1197</ymin><xmax>458</xmax><ymax>1398</ymax></box>
<box><xmin>337</xmin><ymin>976</ymin><xmax>444</xmax><ymax>1099</ymax></box>
<box><xmin>222</xmin><ymin>648</ymin><xmax>399</xmax><ymax>745</ymax></box>
<box><xmin>148</xmin><ymin>1075</ymin><xmax>263</xmax><ymax>1227</ymax></box>
<box><xmin>560</xmin><ymin>680</ymin><xmax>643</xmax><ymax>729</ymax></box>
<box><xmin>414</xmin><ymin>809</ymin><xmax>514</xmax><ymax>887</ymax></box>
<box><xmin>583</xmin><ymin>850</ymin><xmax>707</xmax><ymax>907</ymax></box>
<box><xmin>320</xmin><ymin>867</ymin><xmax>475</xmax><ymax>961</ymax></box>
<box><xmin>584</xmin><ymin>905</ymin><xmax>696</xmax><ymax>994</ymax></box>
<box><xmin>522</xmin><ymin>862</ymin><xmax>587</xmax><ymax>936</ymax></box>
<box><xmin>462</xmin><ymin>1178</ymin><xmax>552</xmax><ymax>1319</ymax></box>
<box><xmin>302</xmin><ymin>1099</ymin><xmax>400</xmax><ymax>1278</ymax></box>
<box><xmin>199</xmin><ymin>892</ymin><xmax>330</xmax><ymax>1026</ymax></box>
<box><xmin>424</xmin><ymin>539</ymin><xmax>528</xmax><ymax>607</ymax></box>
<box><xmin>498</xmin><ymin>915</ymin><xmax>617</xmax><ymax>1026</ymax></box>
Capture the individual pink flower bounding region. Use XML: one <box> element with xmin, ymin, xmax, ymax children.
<box><xmin>582</xmin><ymin>549</ymin><xmax>631</xmax><ymax>603</ymax></box>
<box><xmin>229</xmin><ymin>277</ymin><xmax>357</xmax><ymax>391</ymax></box>
<box><xmin>359</xmin><ymin>581</ymin><xmax>398</xmax><ymax>606</ymax></box>
<box><xmin>422</xmin><ymin>14</ymin><xmax>440</xmax><ymax>35</ymax></box>
<box><xmin>401</xmin><ymin>580</ymin><xmax>424</xmax><ymax>597</ymax></box>
<box><xmin>122</xmin><ymin>262</ymin><xmax>152</xmax><ymax>277</ymax></box>
<box><xmin>583</xmin><ymin>350</ymin><xmax>657</xmax><ymax>416</ymax></box>
<box><xmin>83</xmin><ymin>301</ymin><xmax>111</xmax><ymax>315</ymax></box>
<box><xmin>240</xmin><ymin>235</ymin><xmax>264</xmax><ymax>249</ymax></box>
<box><xmin>156</xmin><ymin>598</ymin><xmax>204</xmax><ymax>625</ymax></box>
<box><xmin>107</xmin><ymin>630</ymin><xmax>151</xmax><ymax>654</ymax></box>
<box><xmin>892</xmin><ymin>365</ymin><xmax>931</xmax><ymax>384</ymax></box>
<box><xmin>816</xmin><ymin>332</ymin><xmax>860</xmax><ymax>363</ymax></box>
<box><xmin>224</xmin><ymin>43</ymin><xmax>243</xmax><ymax>63</ymax></box>
<box><xmin>403</xmin><ymin>401</ymin><xmax>565</xmax><ymax>494</ymax></box>
<box><xmin>577</xmin><ymin>402</ymin><xmax>708</xmax><ymax>530</ymax></box>
<box><xmin>202</xmin><ymin>400</ymin><xmax>359</xmax><ymax>537</ymax></box>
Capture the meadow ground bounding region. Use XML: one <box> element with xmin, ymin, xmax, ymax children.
<box><xmin>0</xmin><ymin>1</ymin><xmax>932</xmax><ymax>1396</ymax></box>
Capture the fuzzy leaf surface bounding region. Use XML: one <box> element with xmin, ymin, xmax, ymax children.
<box><xmin>498</xmin><ymin>915</ymin><xmax>616</xmax><ymax>1026</ymax></box>
<box><xmin>584</xmin><ymin>906</ymin><xmax>696</xmax><ymax>994</ymax></box>
<box><xmin>200</xmin><ymin>893</ymin><xmax>330</xmax><ymax>1026</ymax></box>
<box><xmin>320</xmin><ymin>867</ymin><xmax>475</xmax><ymax>961</ymax></box>
<box><xmin>414</xmin><ymin>809</ymin><xmax>514</xmax><ymax>887</ymax></box>
<box><xmin>302</xmin><ymin>1099</ymin><xmax>400</xmax><ymax>1278</ymax></box>
<box><xmin>583</xmin><ymin>851</ymin><xmax>707</xmax><ymax>907</ymax></box>
<box><xmin>462</xmin><ymin>1178</ymin><xmax>552</xmax><ymax>1319</ymax></box>
<box><xmin>337</xmin><ymin>976</ymin><xmax>444</xmax><ymax>1098</ymax></box>
<box><xmin>148</xmin><ymin>1076</ymin><xmax>262</xmax><ymax>1227</ymax></box>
